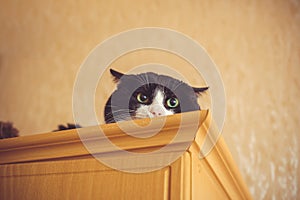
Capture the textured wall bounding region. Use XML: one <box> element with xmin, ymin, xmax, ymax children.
<box><xmin>0</xmin><ymin>0</ymin><xmax>299</xmax><ymax>199</ymax></box>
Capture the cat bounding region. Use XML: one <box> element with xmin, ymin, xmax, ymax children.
<box><xmin>0</xmin><ymin>69</ymin><xmax>208</xmax><ymax>138</ymax></box>
<box><xmin>104</xmin><ymin>69</ymin><xmax>208</xmax><ymax>123</ymax></box>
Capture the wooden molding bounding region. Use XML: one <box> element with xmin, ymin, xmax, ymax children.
<box><xmin>0</xmin><ymin>110</ymin><xmax>208</xmax><ymax>164</ymax></box>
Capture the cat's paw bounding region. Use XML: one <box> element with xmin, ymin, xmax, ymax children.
<box><xmin>53</xmin><ymin>123</ymin><xmax>82</xmax><ymax>132</ymax></box>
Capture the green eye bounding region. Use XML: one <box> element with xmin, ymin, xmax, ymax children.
<box><xmin>137</xmin><ymin>92</ymin><xmax>149</xmax><ymax>104</ymax></box>
<box><xmin>166</xmin><ymin>97</ymin><xmax>179</xmax><ymax>108</ymax></box>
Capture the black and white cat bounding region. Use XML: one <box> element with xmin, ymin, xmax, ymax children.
<box><xmin>0</xmin><ymin>69</ymin><xmax>208</xmax><ymax>138</ymax></box>
<box><xmin>104</xmin><ymin>69</ymin><xmax>208</xmax><ymax>123</ymax></box>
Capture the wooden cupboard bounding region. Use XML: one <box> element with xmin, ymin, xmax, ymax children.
<box><xmin>0</xmin><ymin>111</ymin><xmax>252</xmax><ymax>199</ymax></box>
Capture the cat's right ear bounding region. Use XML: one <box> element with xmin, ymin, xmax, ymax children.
<box><xmin>192</xmin><ymin>86</ymin><xmax>209</xmax><ymax>95</ymax></box>
<box><xmin>110</xmin><ymin>69</ymin><xmax>124</xmax><ymax>83</ymax></box>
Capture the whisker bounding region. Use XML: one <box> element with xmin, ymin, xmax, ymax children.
<box><xmin>173</xmin><ymin>81</ymin><xmax>184</xmax><ymax>91</ymax></box>
<box><xmin>105</xmin><ymin>112</ymin><xmax>133</xmax><ymax>119</ymax></box>
<box><xmin>133</xmin><ymin>114</ymin><xmax>149</xmax><ymax>119</ymax></box>
<box><xmin>132</xmin><ymin>76</ymin><xmax>145</xmax><ymax>85</ymax></box>
<box><xmin>139</xmin><ymin>74</ymin><xmax>149</xmax><ymax>87</ymax></box>
<box><xmin>105</xmin><ymin>114</ymin><xmax>132</xmax><ymax>123</ymax></box>
<box><xmin>105</xmin><ymin>109</ymin><xmax>134</xmax><ymax>115</ymax></box>
<box><xmin>145</xmin><ymin>73</ymin><xmax>150</xmax><ymax>86</ymax></box>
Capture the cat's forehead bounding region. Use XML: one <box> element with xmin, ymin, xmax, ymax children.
<box><xmin>117</xmin><ymin>72</ymin><xmax>193</xmax><ymax>95</ymax></box>
<box><xmin>121</xmin><ymin>72</ymin><xmax>185</xmax><ymax>87</ymax></box>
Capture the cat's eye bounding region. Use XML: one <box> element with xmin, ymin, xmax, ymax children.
<box><xmin>137</xmin><ymin>92</ymin><xmax>149</xmax><ymax>104</ymax></box>
<box><xmin>166</xmin><ymin>97</ymin><xmax>179</xmax><ymax>108</ymax></box>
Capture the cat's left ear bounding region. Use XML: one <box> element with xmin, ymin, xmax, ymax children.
<box><xmin>192</xmin><ymin>86</ymin><xmax>209</xmax><ymax>95</ymax></box>
<box><xmin>110</xmin><ymin>69</ymin><xmax>124</xmax><ymax>82</ymax></box>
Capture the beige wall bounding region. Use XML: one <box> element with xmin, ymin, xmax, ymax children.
<box><xmin>0</xmin><ymin>0</ymin><xmax>299</xmax><ymax>199</ymax></box>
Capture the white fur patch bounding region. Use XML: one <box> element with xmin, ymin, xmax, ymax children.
<box><xmin>135</xmin><ymin>89</ymin><xmax>174</xmax><ymax>118</ymax></box>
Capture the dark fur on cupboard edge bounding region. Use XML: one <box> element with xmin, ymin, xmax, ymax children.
<box><xmin>0</xmin><ymin>121</ymin><xmax>19</xmax><ymax>139</ymax></box>
<box><xmin>0</xmin><ymin>121</ymin><xmax>80</xmax><ymax>139</ymax></box>
<box><xmin>53</xmin><ymin>123</ymin><xmax>82</xmax><ymax>132</ymax></box>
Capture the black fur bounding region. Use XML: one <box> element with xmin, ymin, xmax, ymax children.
<box><xmin>53</xmin><ymin>123</ymin><xmax>82</xmax><ymax>132</ymax></box>
<box><xmin>105</xmin><ymin>69</ymin><xmax>208</xmax><ymax>123</ymax></box>
<box><xmin>0</xmin><ymin>121</ymin><xmax>19</xmax><ymax>139</ymax></box>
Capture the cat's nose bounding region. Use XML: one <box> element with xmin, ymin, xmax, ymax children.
<box><xmin>151</xmin><ymin>111</ymin><xmax>162</xmax><ymax>116</ymax></box>
<box><xmin>149</xmin><ymin>106</ymin><xmax>164</xmax><ymax>117</ymax></box>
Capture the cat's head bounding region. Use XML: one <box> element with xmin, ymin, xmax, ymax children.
<box><xmin>104</xmin><ymin>69</ymin><xmax>208</xmax><ymax>123</ymax></box>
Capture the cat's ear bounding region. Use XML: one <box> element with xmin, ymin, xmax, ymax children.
<box><xmin>110</xmin><ymin>69</ymin><xmax>124</xmax><ymax>82</ymax></box>
<box><xmin>192</xmin><ymin>86</ymin><xmax>209</xmax><ymax>95</ymax></box>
